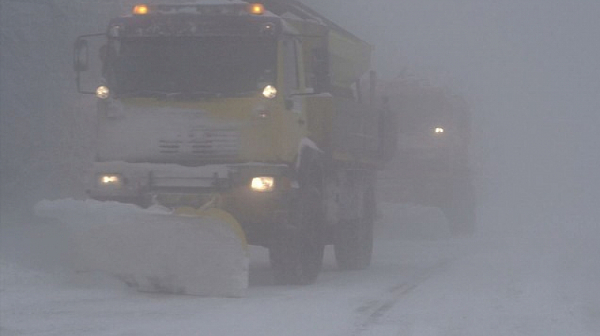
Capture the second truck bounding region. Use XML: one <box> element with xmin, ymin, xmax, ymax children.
<box><xmin>72</xmin><ymin>0</ymin><xmax>396</xmax><ymax>286</ymax></box>
<box><xmin>379</xmin><ymin>76</ymin><xmax>476</xmax><ymax>234</ymax></box>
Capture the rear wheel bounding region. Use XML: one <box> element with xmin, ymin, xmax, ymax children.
<box><xmin>269</xmin><ymin>185</ymin><xmax>325</xmax><ymax>285</ymax></box>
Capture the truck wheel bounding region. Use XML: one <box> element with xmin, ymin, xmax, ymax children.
<box><xmin>334</xmin><ymin>184</ymin><xmax>375</xmax><ymax>270</ymax></box>
<box><xmin>269</xmin><ymin>185</ymin><xmax>325</xmax><ymax>285</ymax></box>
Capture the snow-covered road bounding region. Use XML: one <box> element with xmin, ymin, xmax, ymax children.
<box><xmin>2</xmin><ymin>203</ymin><xmax>599</xmax><ymax>336</ymax></box>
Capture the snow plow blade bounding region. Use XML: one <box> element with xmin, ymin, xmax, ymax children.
<box><xmin>34</xmin><ymin>199</ymin><xmax>249</xmax><ymax>297</ymax></box>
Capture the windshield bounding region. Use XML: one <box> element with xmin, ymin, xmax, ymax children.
<box><xmin>105</xmin><ymin>37</ymin><xmax>276</xmax><ymax>97</ymax></box>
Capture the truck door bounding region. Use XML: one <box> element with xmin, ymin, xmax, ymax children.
<box><xmin>73</xmin><ymin>34</ymin><xmax>106</xmax><ymax>94</ymax></box>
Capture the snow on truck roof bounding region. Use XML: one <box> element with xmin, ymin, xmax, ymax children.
<box><xmin>258</xmin><ymin>0</ymin><xmax>369</xmax><ymax>45</ymax></box>
<box><xmin>117</xmin><ymin>1</ymin><xmax>372</xmax><ymax>88</ymax></box>
<box><xmin>123</xmin><ymin>0</ymin><xmax>368</xmax><ymax>44</ymax></box>
<box><xmin>127</xmin><ymin>2</ymin><xmax>278</xmax><ymax>18</ymax></box>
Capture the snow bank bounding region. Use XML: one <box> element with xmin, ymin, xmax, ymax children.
<box><xmin>34</xmin><ymin>199</ymin><xmax>249</xmax><ymax>297</ymax></box>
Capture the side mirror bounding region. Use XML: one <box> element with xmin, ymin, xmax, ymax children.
<box><xmin>73</xmin><ymin>38</ymin><xmax>89</xmax><ymax>72</ymax></box>
<box><xmin>369</xmin><ymin>70</ymin><xmax>377</xmax><ymax>106</ymax></box>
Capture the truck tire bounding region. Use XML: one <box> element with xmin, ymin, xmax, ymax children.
<box><xmin>269</xmin><ymin>185</ymin><xmax>325</xmax><ymax>285</ymax></box>
<box><xmin>334</xmin><ymin>182</ymin><xmax>375</xmax><ymax>270</ymax></box>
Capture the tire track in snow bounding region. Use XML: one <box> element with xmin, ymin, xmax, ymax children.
<box><xmin>349</xmin><ymin>261</ymin><xmax>448</xmax><ymax>336</ymax></box>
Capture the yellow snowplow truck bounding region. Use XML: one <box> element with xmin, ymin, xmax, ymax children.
<box><xmin>71</xmin><ymin>0</ymin><xmax>395</xmax><ymax>286</ymax></box>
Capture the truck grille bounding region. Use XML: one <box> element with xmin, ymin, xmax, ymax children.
<box><xmin>159</xmin><ymin>129</ymin><xmax>240</xmax><ymax>161</ymax></box>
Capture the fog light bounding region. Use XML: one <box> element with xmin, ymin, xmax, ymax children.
<box><xmin>251</xmin><ymin>177</ymin><xmax>275</xmax><ymax>192</ymax></box>
<box><xmin>98</xmin><ymin>174</ymin><xmax>122</xmax><ymax>187</ymax></box>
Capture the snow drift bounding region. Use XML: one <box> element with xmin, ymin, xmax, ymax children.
<box><xmin>34</xmin><ymin>199</ymin><xmax>249</xmax><ymax>297</ymax></box>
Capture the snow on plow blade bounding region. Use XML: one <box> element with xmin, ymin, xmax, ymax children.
<box><xmin>34</xmin><ymin>199</ymin><xmax>249</xmax><ymax>297</ymax></box>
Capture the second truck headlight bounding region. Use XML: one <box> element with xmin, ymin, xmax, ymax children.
<box><xmin>98</xmin><ymin>174</ymin><xmax>123</xmax><ymax>187</ymax></box>
<box><xmin>96</xmin><ymin>85</ymin><xmax>110</xmax><ymax>99</ymax></box>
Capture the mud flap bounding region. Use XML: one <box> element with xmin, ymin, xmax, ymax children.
<box><xmin>34</xmin><ymin>199</ymin><xmax>249</xmax><ymax>297</ymax></box>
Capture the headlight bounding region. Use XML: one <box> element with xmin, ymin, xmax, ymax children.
<box><xmin>434</xmin><ymin>127</ymin><xmax>444</xmax><ymax>134</ymax></box>
<box><xmin>98</xmin><ymin>174</ymin><xmax>122</xmax><ymax>187</ymax></box>
<box><xmin>251</xmin><ymin>177</ymin><xmax>275</xmax><ymax>192</ymax></box>
<box><xmin>262</xmin><ymin>85</ymin><xmax>277</xmax><ymax>99</ymax></box>
<box><xmin>96</xmin><ymin>85</ymin><xmax>110</xmax><ymax>99</ymax></box>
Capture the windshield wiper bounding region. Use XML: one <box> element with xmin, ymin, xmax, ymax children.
<box><xmin>164</xmin><ymin>91</ymin><xmax>220</xmax><ymax>99</ymax></box>
<box><xmin>165</xmin><ymin>90</ymin><xmax>262</xmax><ymax>99</ymax></box>
<box><xmin>116</xmin><ymin>90</ymin><xmax>175</xmax><ymax>99</ymax></box>
<box><xmin>116</xmin><ymin>89</ymin><xmax>255</xmax><ymax>100</ymax></box>
<box><xmin>115</xmin><ymin>89</ymin><xmax>221</xmax><ymax>100</ymax></box>
<box><xmin>229</xmin><ymin>90</ymin><xmax>260</xmax><ymax>97</ymax></box>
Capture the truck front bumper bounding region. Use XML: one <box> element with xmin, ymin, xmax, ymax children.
<box><xmin>87</xmin><ymin>161</ymin><xmax>294</xmax><ymax>245</ymax></box>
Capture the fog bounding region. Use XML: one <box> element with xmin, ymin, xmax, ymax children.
<box><xmin>300</xmin><ymin>0</ymin><xmax>600</xmax><ymax>234</ymax></box>
<box><xmin>1</xmin><ymin>0</ymin><xmax>123</xmax><ymax>222</ymax></box>
<box><xmin>1</xmin><ymin>0</ymin><xmax>599</xmax><ymax>334</ymax></box>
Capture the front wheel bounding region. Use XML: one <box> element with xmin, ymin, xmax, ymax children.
<box><xmin>334</xmin><ymin>183</ymin><xmax>375</xmax><ymax>270</ymax></box>
<box><xmin>269</xmin><ymin>185</ymin><xmax>325</xmax><ymax>285</ymax></box>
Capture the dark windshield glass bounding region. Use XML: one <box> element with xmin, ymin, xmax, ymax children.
<box><xmin>106</xmin><ymin>37</ymin><xmax>276</xmax><ymax>97</ymax></box>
